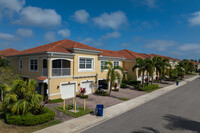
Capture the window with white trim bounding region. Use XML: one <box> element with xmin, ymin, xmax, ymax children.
<box><xmin>101</xmin><ymin>61</ymin><xmax>107</xmax><ymax>71</ymax></box>
<box><xmin>30</xmin><ymin>59</ymin><xmax>38</xmax><ymax>71</ymax></box>
<box><xmin>79</xmin><ymin>58</ymin><xmax>93</xmax><ymax>70</ymax></box>
<box><xmin>114</xmin><ymin>61</ymin><xmax>119</xmax><ymax>68</ymax></box>
<box><xmin>19</xmin><ymin>59</ymin><xmax>22</xmax><ymax>70</ymax></box>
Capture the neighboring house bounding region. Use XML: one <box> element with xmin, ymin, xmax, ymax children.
<box><xmin>0</xmin><ymin>48</ymin><xmax>19</xmax><ymax>58</ymax></box>
<box><xmin>118</xmin><ymin>49</ymin><xmax>146</xmax><ymax>81</ymax></box>
<box><xmin>7</xmin><ymin>39</ymin><xmax>124</xmax><ymax>100</ymax></box>
<box><xmin>190</xmin><ymin>61</ymin><xmax>200</xmax><ymax>72</ymax></box>
<box><xmin>149</xmin><ymin>54</ymin><xmax>181</xmax><ymax>69</ymax></box>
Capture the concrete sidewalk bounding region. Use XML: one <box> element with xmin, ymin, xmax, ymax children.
<box><xmin>34</xmin><ymin>75</ymin><xmax>199</xmax><ymax>133</ymax></box>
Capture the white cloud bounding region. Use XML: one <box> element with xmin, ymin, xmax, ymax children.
<box><xmin>132</xmin><ymin>0</ymin><xmax>157</xmax><ymax>8</ymax></box>
<box><xmin>79</xmin><ymin>37</ymin><xmax>103</xmax><ymax>46</ymax></box>
<box><xmin>0</xmin><ymin>32</ymin><xmax>17</xmax><ymax>41</ymax></box>
<box><xmin>188</xmin><ymin>11</ymin><xmax>200</xmax><ymax>26</ymax></box>
<box><xmin>16</xmin><ymin>28</ymin><xmax>33</xmax><ymax>37</ymax></box>
<box><xmin>143</xmin><ymin>0</ymin><xmax>156</xmax><ymax>8</ymax></box>
<box><xmin>101</xmin><ymin>31</ymin><xmax>121</xmax><ymax>39</ymax></box>
<box><xmin>92</xmin><ymin>11</ymin><xmax>128</xmax><ymax>30</ymax></box>
<box><xmin>71</xmin><ymin>10</ymin><xmax>90</xmax><ymax>23</ymax></box>
<box><xmin>44</xmin><ymin>32</ymin><xmax>56</xmax><ymax>42</ymax></box>
<box><xmin>121</xmin><ymin>43</ymin><xmax>131</xmax><ymax>47</ymax></box>
<box><xmin>179</xmin><ymin>44</ymin><xmax>200</xmax><ymax>51</ymax></box>
<box><xmin>58</xmin><ymin>29</ymin><xmax>70</xmax><ymax>37</ymax></box>
<box><xmin>146</xmin><ymin>40</ymin><xmax>176</xmax><ymax>51</ymax></box>
<box><xmin>141</xmin><ymin>21</ymin><xmax>152</xmax><ymax>29</ymax></box>
<box><xmin>15</xmin><ymin>6</ymin><xmax>61</xmax><ymax>27</ymax></box>
<box><xmin>0</xmin><ymin>0</ymin><xmax>25</xmax><ymax>13</ymax></box>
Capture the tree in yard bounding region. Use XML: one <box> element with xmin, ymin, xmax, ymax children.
<box><xmin>133</xmin><ymin>58</ymin><xmax>152</xmax><ymax>87</ymax></box>
<box><xmin>0</xmin><ymin>67</ymin><xmax>20</xmax><ymax>101</ymax></box>
<box><xmin>188</xmin><ymin>62</ymin><xmax>195</xmax><ymax>73</ymax></box>
<box><xmin>0</xmin><ymin>58</ymin><xmax>10</xmax><ymax>68</ymax></box>
<box><xmin>101</xmin><ymin>61</ymin><xmax>123</xmax><ymax>96</ymax></box>
<box><xmin>160</xmin><ymin>58</ymin><xmax>171</xmax><ymax>79</ymax></box>
<box><xmin>147</xmin><ymin>57</ymin><xmax>163</xmax><ymax>84</ymax></box>
<box><xmin>2</xmin><ymin>79</ymin><xmax>43</xmax><ymax>115</ymax></box>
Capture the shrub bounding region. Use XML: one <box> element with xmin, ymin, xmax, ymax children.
<box><xmin>113</xmin><ymin>89</ymin><xmax>119</xmax><ymax>91</ymax></box>
<box><xmin>133</xmin><ymin>84</ymin><xmax>142</xmax><ymax>90</ymax></box>
<box><xmin>122</xmin><ymin>79</ymin><xmax>128</xmax><ymax>84</ymax></box>
<box><xmin>128</xmin><ymin>80</ymin><xmax>141</xmax><ymax>85</ymax></box>
<box><xmin>95</xmin><ymin>90</ymin><xmax>109</xmax><ymax>96</ymax></box>
<box><xmin>139</xmin><ymin>84</ymin><xmax>159</xmax><ymax>91</ymax></box>
<box><xmin>79</xmin><ymin>95</ymin><xmax>89</xmax><ymax>99</ymax></box>
<box><xmin>5</xmin><ymin>107</ymin><xmax>55</xmax><ymax>126</ymax></box>
<box><xmin>120</xmin><ymin>83</ymin><xmax>127</xmax><ymax>88</ymax></box>
<box><xmin>49</xmin><ymin>98</ymin><xmax>63</xmax><ymax>103</ymax></box>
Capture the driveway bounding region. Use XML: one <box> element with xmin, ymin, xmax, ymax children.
<box><xmin>111</xmin><ymin>88</ymin><xmax>146</xmax><ymax>99</ymax></box>
<box><xmin>46</xmin><ymin>88</ymin><xmax>146</xmax><ymax>122</ymax></box>
<box><xmin>45</xmin><ymin>94</ymin><xmax>123</xmax><ymax>121</ymax></box>
<box><xmin>82</xmin><ymin>77</ymin><xmax>200</xmax><ymax>133</ymax></box>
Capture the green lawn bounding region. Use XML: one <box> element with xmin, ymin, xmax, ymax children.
<box><xmin>144</xmin><ymin>87</ymin><xmax>162</xmax><ymax>93</ymax></box>
<box><xmin>0</xmin><ymin>101</ymin><xmax>61</xmax><ymax>133</ymax></box>
<box><xmin>118</xmin><ymin>97</ymin><xmax>130</xmax><ymax>101</ymax></box>
<box><xmin>55</xmin><ymin>105</ymin><xmax>91</xmax><ymax>118</ymax></box>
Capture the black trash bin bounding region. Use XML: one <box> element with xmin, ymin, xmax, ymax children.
<box><xmin>95</xmin><ymin>104</ymin><xmax>104</xmax><ymax>117</ymax></box>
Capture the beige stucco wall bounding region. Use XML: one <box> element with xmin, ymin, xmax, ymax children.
<box><xmin>123</xmin><ymin>60</ymin><xmax>138</xmax><ymax>80</ymax></box>
<box><xmin>9</xmin><ymin>56</ymin><xmax>45</xmax><ymax>79</ymax></box>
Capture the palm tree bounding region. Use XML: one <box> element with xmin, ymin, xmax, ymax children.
<box><xmin>2</xmin><ymin>79</ymin><xmax>43</xmax><ymax>115</ymax></box>
<box><xmin>0</xmin><ymin>67</ymin><xmax>20</xmax><ymax>101</ymax></box>
<box><xmin>147</xmin><ymin>57</ymin><xmax>162</xmax><ymax>84</ymax></box>
<box><xmin>145</xmin><ymin>59</ymin><xmax>154</xmax><ymax>84</ymax></box>
<box><xmin>133</xmin><ymin>58</ymin><xmax>152</xmax><ymax>87</ymax></box>
<box><xmin>101</xmin><ymin>61</ymin><xmax>123</xmax><ymax>96</ymax></box>
<box><xmin>160</xmin><ymin>58</ymin><xmax>171</xmax><ymax>79</ymax></box>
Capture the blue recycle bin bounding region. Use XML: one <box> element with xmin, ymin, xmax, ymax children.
<box><xmin>176</xmin><ymin>81</ymin><xmax>179</xmax><ymax>85</ymax></box>
<box><xmin>95</xmin><ymin>104</ymin><xmax>104</xmax><ymax>117</ymax></box>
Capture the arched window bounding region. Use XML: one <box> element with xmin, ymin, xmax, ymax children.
<box><xmin>52</xmin><ymin>59</ymin><xmax>71</xmax><ymax>76</ymax></box>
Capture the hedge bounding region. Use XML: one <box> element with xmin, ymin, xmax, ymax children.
<box><xmin>48</xmin><ymin>98</ymin><xmax>63</xmax><ymax>103</ymax></box>
<box><xmin>139</xmin><ymin>84</ymin><xmax>159</xmax><ymax>91</ymax></box>
<box><xmin>120</xmin><ymin>83</ymin><xmax>127</xmax><ymax>88</ymax></box>
<box><xmin>128</xmin><ymin>80</ymin><xmax>141</xmax><ymax>85</ymax></box>
<box><xmin>95</xmin><ymin>90</ymin><xmax>109</xmax><ymax>96</ymax></box>
<box><xmin>79</xmin><ymin>95</ymin><xmax>89</xmax><ymax>99</ymax></box>
<box><xmin>5</xmin><ymin>107</ymin><xmax>55</xmax><ymax>126</ymax></box>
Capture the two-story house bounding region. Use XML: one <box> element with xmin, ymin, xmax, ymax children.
<box><xmin>117</xmin><ymin>49</ymin><xmax>146</xmax><ymax>81</ymax></box>
<box><xmin>7</xmin><ymin>39</ymin><xmax>124</xmax><ymax>100</ymax></box>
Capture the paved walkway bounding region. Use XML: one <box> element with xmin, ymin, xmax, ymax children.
<box><xmin>34</xmin><ymin>75</ymin><xmax>199</xmax><ymax>133</ymax></box>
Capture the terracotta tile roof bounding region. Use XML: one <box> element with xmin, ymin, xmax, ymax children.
<box><xmin>174</xmin><ymin>58</ymin><xmax>182</xmax><ymax>62</ymax></box>
<box><xmin>0</xmin><ymin>48</ymin><xmax>19</xmax><ymax>57</ymax></box>
<box><xmin>139</xmin><ymin>53</ymin><xmax>151</xmax><ymax>59</ymax></box>
<box><xmin>149</xmin><ymin>54</ymin><xmax>166</xmax><ymax>59</ymax></box>
<box><xmin>36</xmin><ymin>76</ymin><xmax>47</xmax><ymax>81</ymax></box>
<box><xmin>118</xmin><ymin>49</ymin><xmax>145</xmax><ymax>59</ymax></box>
<box><xmin>98</xmin><ymin>49</ymin><xmax>124</xmax><ymax>58</ymax></box>
<box><xmin>190</xmin><ymin>61</ymin><xmax>199</xmax><ymax>65</ymax></box>
<box><xmin>9</xmin><ymin>39</ymin><xmax>124</xmax><ymax>58</ymax></box>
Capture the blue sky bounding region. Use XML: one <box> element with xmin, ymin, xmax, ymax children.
<box><xmin>0</xmin><ymin>0</ymin><xmax>200</xmax><ymax>59</ymax></box>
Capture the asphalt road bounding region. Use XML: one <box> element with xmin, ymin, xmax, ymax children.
<box><xmin>81</xmin><ymin>78</ymin><xmax>200</xmax><ymax>133</ymax></box>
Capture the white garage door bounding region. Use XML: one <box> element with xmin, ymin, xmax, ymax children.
<box><xmin>61</xmin><ymin>83</ymin><xmax>76</xmax><ymax>99</ymax></box>
<box><xmin>82</xmin><ymin>81</ymin><xmax>93</xmax><ymax>95</ymax></box>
